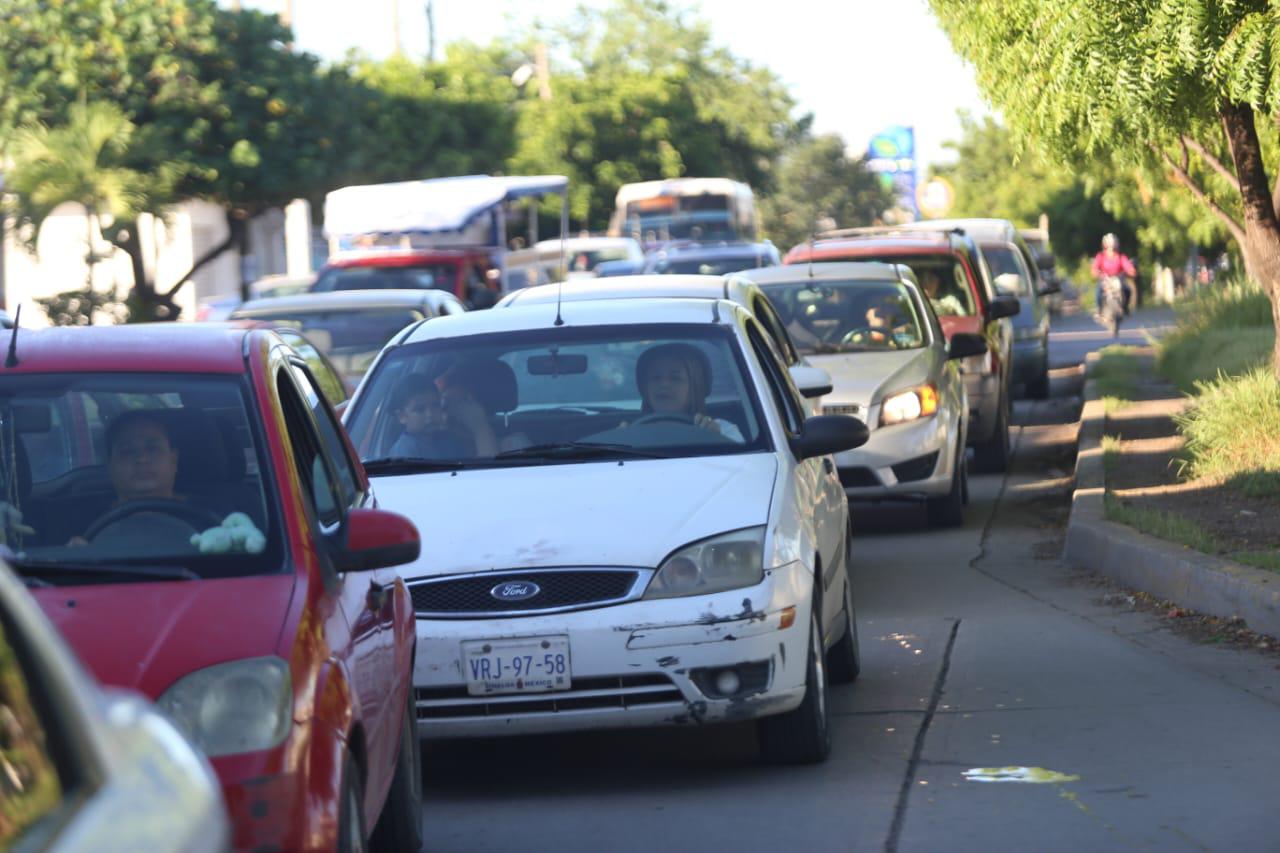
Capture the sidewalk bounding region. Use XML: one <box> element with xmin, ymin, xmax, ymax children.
<box><xmin>1064</xmin><ymin>345</ymin><xmax>1280</xmax><ymax>639</ymax></box>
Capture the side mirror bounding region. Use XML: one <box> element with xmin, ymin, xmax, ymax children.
<box><xmin>988</xmin><ymin>292</ymin><xmax>1021</xmax><ymax>320</ymax></box>
<box><xmin>788</xmin><ymin>364</ymin><xmax>833</xmax><ymax>399</ymax></box>
<box><xmin>789</xmin><ymin>415</ymin><xmax>869</xmax><ymax>460</ymax></box>
<box><xmin>341</xmin><ymin>508</ymin><xmax>420</xmax><ymax>572</ymax></box>
<box><xmin>947</xmin><ymin>332</ymin><xmax>988</xmax><ymax>361</ymax></box>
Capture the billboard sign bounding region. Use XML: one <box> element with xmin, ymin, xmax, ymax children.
<box><xmin>867</xmin><ymin>125</ymin><xmax>918</xmax><ymax>220</ymax></box>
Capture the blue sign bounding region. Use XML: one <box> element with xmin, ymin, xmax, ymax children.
<box><xmin>867</xmin><ymin>126</ymin><xmax>918</xmax><ymax>219</ymax></box>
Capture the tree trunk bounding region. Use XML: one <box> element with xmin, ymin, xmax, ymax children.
<box><xmin>1219</xmin><ymin>102</ymin><xmax>1280</xmax><ymax>379</ymax></box>
<box><xmin>164</xmin><ymin>208</ymin><xmax>244</xmax><ymax>303</ymax></box>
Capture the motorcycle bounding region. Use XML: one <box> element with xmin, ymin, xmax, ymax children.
<box><xmin>1098</xmin><ymin>275</ymin><xmax>1126</xmax><ymax>337</ymax></box>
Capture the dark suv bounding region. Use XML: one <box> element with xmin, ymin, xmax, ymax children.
<box><xmin>784</xmin><ymin>228</ymin><xmax>1020</xmax><ymax>472</ymax></box>
<box><xmin>644</xmin><ymin>241</ymin><xmax>781</xmax><ymax>275</ymax></box>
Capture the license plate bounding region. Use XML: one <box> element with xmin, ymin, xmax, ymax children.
<box><xmin>461</xmin><ymin>636</ymin><xmax>571</xmax><ymax>696</ymax></box>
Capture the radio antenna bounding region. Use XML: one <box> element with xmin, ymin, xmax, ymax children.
<box><xmin>4</xmin><ymin>306</ymin><xmax>22</xmax><ymax>368</ymax></box>
<box><xmin>555</xmin><ymin>193</ymin><xmax>568</xmax><ymax>326</ymax></box>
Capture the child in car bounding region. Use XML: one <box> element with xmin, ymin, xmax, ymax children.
<box><xmin>390</xmin><ymin>374</ymin><xmax>475</xmax><ymax>459</ymax></box>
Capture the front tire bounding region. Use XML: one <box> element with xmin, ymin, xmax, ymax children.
<box><xmin>827</xmin><ymin>565</ymin><xmax>861</xmax><ymax>684</ymax></box>
<box><xmin>757</xmin><ymin>608</ymin><xmax>831</xmax><ymax>764</ymax></box>
<box><xmin>1026</xmin><ymin>362</ymin><xmax>1050</xmax><ymax>400</ymax></box>
<box><xmin>370</xmin><ymin>695</ymin><xmax>424</xmax><ymax>852</ymax></box>
<box><xmin>926</xmin><ymin>445</ymin><xmax>965</xmax><ymax>527</ymax></box>
<box><xmin>338</xmin><ymin>752</ymin><xmax>368</xmax><ymax>853</ymax></box>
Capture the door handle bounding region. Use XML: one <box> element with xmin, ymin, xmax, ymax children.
<box><xmin>367</xmin><ymin>580</ymin><xmax>389</xmax><ymax>611</ymax></box>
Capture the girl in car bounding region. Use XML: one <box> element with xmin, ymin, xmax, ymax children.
<box><xmin>635</xmin><ymin>343</ymin><xmax>744</xmax><ymax>442</ymax></box>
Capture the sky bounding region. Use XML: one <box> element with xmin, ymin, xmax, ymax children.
<box><xmin>235</xmin><ymin>0</ymin><xmax>990</xmax><ymax>170</ymax></box>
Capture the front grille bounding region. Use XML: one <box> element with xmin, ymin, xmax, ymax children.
<box><xmin>416</xmin><ymin>674</ymin><xmax>683</xmax><ymax>719</ymax></box>
<box><xmin>891</xmin><ymin>451</ymin><xmax>940</xmax><ymax>483</ymax></box>
<box><xmin>823</xmin><ymin>403</ymin><xmax>862</xmax><ymax>417</ymax></box>
<box><xmin>409</xmin><ymin>569</ymin><xmax>641</xmax><ymax>617</ymax></box>
<box><xmin>839</xmin><ymin>466</ymin><xmax>880</xmax><ymax>489</ymax></box>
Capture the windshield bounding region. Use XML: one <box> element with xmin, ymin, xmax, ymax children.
<box><xmin>345</xmin><ymin>323</ymin><xmax>770</xmax><ymax>468</ymax></box>
<box><xmin>241</xmin><ymin>308</ymin><xmax>424</xmax><ymax>386</ymax></box>
<box><xmin>622</xmin><ymin>203</ymin><xmax>739</xmax><ymax>243</ymax></box>
<box><xmin>313</xmin><ymin>263</ymin><xmax>459</xmax><ymax>292</ymax></box>
<box><xmin>763</xmin><ymin>280</ymin><xmax>928</xmax><ymax>354</ymax></box>
<box><xmin>982</xmin><ymin>245</ymin><xmax>1031</xmax><ymax>296</ymax></box>
<box><xmin>850</xmin><ymin>254</ymin><xmax>976</xmax><ymax>318</ymax></box>
<box><xmin>566</xmin><ymin>248</ymin><xmax>636</xmax><ymax>273</ymax></box>
<box><xmin>0</xmin><ymin>374</ymin><xmax>282</xmax><ymax>583</ymax></box>
<box><xmin>655</xmin><ymin>254</ymin><xmax>769</xmax><ymax>275</ymax></box>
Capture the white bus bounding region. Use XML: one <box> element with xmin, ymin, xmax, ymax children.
<box><xmin>607</xmin><ymin>178</ymin><xmax>758</xmax><ymax>245</ymax></box>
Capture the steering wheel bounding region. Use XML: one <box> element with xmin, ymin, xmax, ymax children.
<box><xmin>840</xmin><ymin>326</ymin><xmax>893</xmax><ymax>346</ymax></box>
<box><xmin>630</xmin><ymin>412</ymin><xmax>697</xmax><ymax>427</ymax></box>
<box><xmin>84</xmin><ymin>499</ymin><xmax>223</xmax><ymax>542</ymax></box>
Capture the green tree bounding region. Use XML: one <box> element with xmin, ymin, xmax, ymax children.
<box><xmin>758</xmin><ymin>134</ymin><xmax>890</xmax><ymax>252</ymax></box>
<box><xmin>930</xmin><ymin>0</ymin><xmax>1280</xmax><ymax>376</ymax></box>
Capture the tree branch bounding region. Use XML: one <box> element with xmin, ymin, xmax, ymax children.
<box><xmin>163</xmin><ymin>210</ymin><xmax>243</xmax><ymax>299</ymax></box>
<box><xmin>1182</xmin><ymin>134</ymin><xmax>1240</xmax><ymax>194</ymax></box>
<box><xmin>1155</xmin><ymin>144</ymin><xmax>1247</xmax><ymax>246</ymax></box>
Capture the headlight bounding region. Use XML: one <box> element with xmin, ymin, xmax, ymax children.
<box><xmin>644</xmin><ymin>527</ymin><xmax>765</xmax><ymax>600</ymax></box>
<box><xmin>879</xmin><ymin>384</ymin><xmax>939</xmax><ymax>426</ymax></box>
<box><xmin>158</xmin><ymin>657</ymin><xmax>292</xmax><ymax>757</ymax></box>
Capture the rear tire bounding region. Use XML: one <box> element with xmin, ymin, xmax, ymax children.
<box><xmin>370</xmin><ymin>695</ymin><xmax>424</xmax><ymax>852</ymax></box>
<box><xmin>758</xmin><ymin>608</ymin><xmax>831</xmax><ymax>764</ymax></box>
<box><xmin>926</xmin><ymin>445</ymin><xmax>965</xmax><ymax>527</ymax></box>
<box><xmin>1026</xmin><ymin>364</ymin><xmax>1050</xmax><ymax>400</ymax></box>
<box><xmin>338</xmin><ymin>752</ymin><xmax>368</xmax><ymax>853</ymax></box>
<box><xmin>972</xmin><ymin>394</ymin><xmax>1010</xmax><ymax>473</ymax></box>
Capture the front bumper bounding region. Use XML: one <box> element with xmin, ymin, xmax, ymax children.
<box><xmin>831</xmin><ymin>413</ymin><xmax>956</xmax><ymax>500</ymax></box>
<box><xmin>412</xmin><ymin>562</ymin><xmax>813</xmax><ymax>738</ymax></box>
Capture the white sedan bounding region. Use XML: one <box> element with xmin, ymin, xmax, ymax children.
<box><xmin>343</xmin><ymin>297</ymin><xmax>868</xmax><ymax>763</ymax></box>
<box><xmin>735</xmin><ymin>263</ymin><xmax>987</xmax><ymax>526</ymax></box>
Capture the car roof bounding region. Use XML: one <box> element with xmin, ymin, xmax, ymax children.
<box><xmin>898</xmin><ymin>218</ymin><xmax>1020</xmax><ymax>243</ymax></box>
<box><xmin>324</xmin><ymin>248</ymin><xmax>483</xmax><ymax>268</ymax></box>
<box><xmin>401</xmin><ymin>296</ymin><xmax>740</xmax><ymax>344</ymax></box>
<box><xmin>734</xmin><ymin>261</ymin><xmax>907</xmax><ymax>285</ymax></box>
<box><xmin>500</xmin><ymin>275</ymin><xmax>731</xmax><ymax>307</ymax></box>
<box><xmin>785</xmin><ymin>229</ymin><xmax>972</xmax><ymax>263</ymax></box>
<box><xmin>231</xmin><ymin>289</ymin><xmax>455</xmax><ymax>316</ymax></box>
<box><xmin>654</xmin><ymin>241</ymin><xmax>776</xmax><ymax>259</ymax></box>
<box><xmin>0</xmin><ymin>324</ymin><xmax>253</xmax><ymax>374</ymax></box>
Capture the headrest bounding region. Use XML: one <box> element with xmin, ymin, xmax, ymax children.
<box><xmin>166</xmin><ymin>410</ymin><xmax>232</xmax><ymax>487</ymax></box>
<box><xmin>441</xmin><ymin>360</ymin><xmax>518</xmax><ymax>414</ymax></box>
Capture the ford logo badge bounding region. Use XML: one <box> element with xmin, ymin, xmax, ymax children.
<box><xmin>490</xmin><ymin>581</ymin><xmax>541</xmax><ymax>602</ymax></box>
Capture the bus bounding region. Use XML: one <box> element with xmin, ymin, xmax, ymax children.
<box><xmin>607</xmin><ymin>178</ymin><xmax>758</xmax><ymax>246</ymax></box>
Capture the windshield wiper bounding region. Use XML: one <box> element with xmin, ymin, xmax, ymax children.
<box><xmin>10</xmin><ymin>558</ymin><xmax>198</xmax><ymax>583</ymax></box>
<box><xmin>362</xmin><ymin>456</ymin><xmax>479</xmax><ymax>475</ymax></box>
<box><xmin>494</xmin><ymin>441</ymin><xmax>673</xmax><ymax>461</ymax></box>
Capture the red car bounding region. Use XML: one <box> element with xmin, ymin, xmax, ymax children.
<box><xmin>785</xmin><ymin>228</ymin><xmax>1020</xmax><ymax>472</ymax></box>
<box><xmin>0</xmin><ymin>325</ymin><xmax>424</xmax><ymax>852</ymax></box>
<box><xmin>313</xmin><ymin>248</ymin><xmax>499</xmax><ymax>308</ymax></box>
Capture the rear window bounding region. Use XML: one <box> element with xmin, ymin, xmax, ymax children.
<box><xmin>835</xmin><ymin>254</ymin><xmax>977</xmax><ymax>317</ymax></box>
<box><xmin>313</xmin><ymin>264</ymin><xmax>458</xmax><ymax>292</ymax></box>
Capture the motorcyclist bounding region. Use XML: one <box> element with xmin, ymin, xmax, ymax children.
<box><xmin>1091</xmin><ymin>233</ymin><xmax>1136</xmax><ymax>315</ymax></box>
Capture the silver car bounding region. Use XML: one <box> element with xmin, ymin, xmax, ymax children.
<box><xmin>0</xmin><ymin>559</ymin><xmax>227</xmax><ymax>851</ymax></box>
<box><xmin>737</xmin><ymin>263</ymin><xmax>986</xmax><ymax>526</ymax></box>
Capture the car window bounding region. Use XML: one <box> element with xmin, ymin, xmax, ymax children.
<box><xmin>0</xmin><ymin>374</ymin><xmax>282</xmax><ymax>581</ymax></box>
<box><xmin>751</xmin><ymin>295</ymin><xmax>801</xmax><ymax>366</ymax></box>
<box><xmin>0</xmin><ymin>612</ymin><xmax>69</xmax><ymax>849</ymax></box>
<box><xmin>312</xmin><ymin>264</ymin><xmax>460</xmax><ymax>293</ymax></box>
<box><xmin>983</xmin><ymin>244</ymin><xmax>1032</xmax><ymax>296</ymax></box>
<box><xmin>758</xmin><ymin>279</ymin><xmax>928</xmax><ymax>354</ymax></box>
<box><xmin>839</xmin><ymin>254</ymin><xmax>976</xmax><ymax>317</ymax></box>
<box><xmin>247</xmin><ymin>308</ymin><xmax>424</xmax><ymax>389</ymax></box>
<box><xmin>288</xmin><ymin>362</ymin><xmax>360</xmax><ymax>511</ymax></box>
<box><xmin>657</xmin><ymin>255</ymin><xmax>769</xmax><ymax>275</ymax></box>
<box><xmin>345</xmin><ymin>323</ymin><xmax>771</xmax><ymax>465</ymax></box>
<box><xmin>745</xmin><ymin>321</ymin><xmax>803</xmax><ymax>435</ymax></box>
<box><xmin>277</xmin><ymin>367</ymin><xmax>342</xmax><ymax>527</ymax></box>
<box><xmin>276</xmin><ymin>329</ymin><xmax>348</xmax><ymax>407</ymax></box>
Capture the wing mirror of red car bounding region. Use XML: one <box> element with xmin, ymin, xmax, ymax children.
<box><xmin>341</xmin><ymin>508</ymin><xmax>420</xmax><ymax>572</ymax></box>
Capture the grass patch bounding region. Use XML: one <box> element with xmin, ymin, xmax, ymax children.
<box><xmin>1231</xmin><ymin>550</ymin><xmax>1280</xmax><ymax>573</ymax></box>
<box><xmin>1092</xmin><ymin>345</ymin><xmax>1142</xmax><ymax>408</ymax></box>
<box><xmin>1174</xmin><ymin>367</ymin><xmax>1280</xmax><ymax>490</ymax></box>
<box><xmin>1104</xmin><ymin>493</ymin><xmax>1218</xmax><ymax>552</ymax></box>
<box><xmin>1157</xmin><ymin>274</ymin><xmax>1274</xmax><ymax>392</ymax></box>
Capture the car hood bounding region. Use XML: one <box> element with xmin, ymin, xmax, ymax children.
<box><xmin>32</xmin><ymin>574</ymin><xmax>297</xmax><ymax>699</ymax></box>
<box><xmin>807</xmin><ymin>349</ymin><xmax>933</xmax><ymax>409</ymax></box>
<box><xmin>372</xmin><ymin>453</ymin><xmax>779</xmax><ymax>577</ymax></box>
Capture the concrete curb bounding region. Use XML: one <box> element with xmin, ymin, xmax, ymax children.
<box><xmin>1064</xmin><ymin>352</ymin><xmax>1280</xmax><ymax>638</ymax></box>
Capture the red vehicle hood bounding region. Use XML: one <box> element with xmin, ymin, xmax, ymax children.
<box><xmin>32</xmin><ymin>574</ymin><xmax>298</xmax><ymax>699</ymax></box>
<box><xmin>939</xmin><ymin>315</ymin><xmax>982</xmax><ymax>339</ymax></box>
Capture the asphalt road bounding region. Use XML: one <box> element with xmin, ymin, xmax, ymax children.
<box><xmin>417</xmin><ymin>305</ymin><xmax>1280</xmax><ymax>853</ymax></box>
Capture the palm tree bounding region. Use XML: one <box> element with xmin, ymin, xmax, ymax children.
<box><xmin>6</xmin><ymin>102</ymin><xmax>179</xmax><ymax>321</ymax></box>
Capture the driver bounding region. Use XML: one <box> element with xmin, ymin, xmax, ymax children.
<box><xmin>69</xmin><ymin>411</ymin><xmax>182</xmax><ymax>546</ymax></box>
<box><xmin>634</xmin><ymin>343</ymin><xmax>744</xmax><ymax>442</ymax></box>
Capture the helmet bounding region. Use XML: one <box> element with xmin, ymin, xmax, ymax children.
<box><xmin>1101</xmin><ymin>233</ymin><xmax>1119</xmax><ymax>251</ymax></box>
